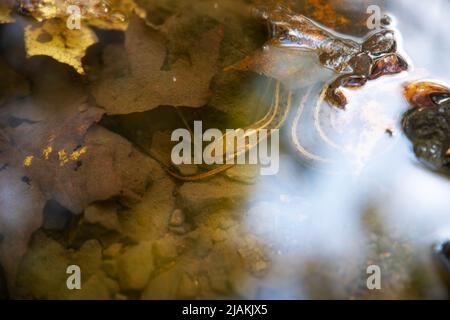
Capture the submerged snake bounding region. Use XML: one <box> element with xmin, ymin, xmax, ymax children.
<box><xmin>166</xmin><ymin>81</ymin><xmax>292</xmax><ymax>181</ymax></box>
<box><xmin>166</xmin><ymin>6</ymin><xmax>408</xmax><ymax>181</ymax></box>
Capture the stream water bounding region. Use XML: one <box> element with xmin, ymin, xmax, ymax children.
<box><xmin>0</xmin><ymin>0</ymin><xmax>449</xmax><ymax>300</ymax></box>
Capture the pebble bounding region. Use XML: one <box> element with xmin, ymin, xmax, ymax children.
<box><xmin>84</xmin><ymin>202</ymin><xmax>120</xmax><ymax>231</ymax></box>
<box><xmin>177</xmin><ymin>272</ymin><xmax>199</xmax><ymax>299</ymax></box>
<box><xmin>169</xmin><ymin>209</ymin><xmax>185</xmax><ymax>227</ymax></box>
<box><xmin>153</xmin><ymin>236</ymin><xmax>179</xmax><ymax>266</ymax></box>
<box><xmin>141</xmin><ymin>266</ymin><xmax>181</xmax><ymax>299</ymax></box>
<box><xmin>102</xmin><ymin>259</ymin><xmax>118</xmax><ymax>279</ymax></box>
<box><xmin>169</xmin><ymin>225</ymin><xmax>189</xmax><ymax>235</ymax></box>
<box><xmin>103</xmin><ymin>243</ymin><xmax>122</xmax><ymax>259</ymax></box>
<box><xmin>117</xmin><ymin>241</ymin><xmax>154</xmax><ymax>291</ymax></box>
<box><xmin>211</xmin><ymin>229</ymin><xmax>226</xmax><ymax>243</ymax></box>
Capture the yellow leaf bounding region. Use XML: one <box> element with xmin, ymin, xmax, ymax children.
<box><xmin>25</xmin><ymin>18</ymin><xmax>98</xmax><ymax>74</ymax></box>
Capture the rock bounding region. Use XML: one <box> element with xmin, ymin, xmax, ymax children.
<box><xmin>120</xmin><ymin>166</ymin><xmax>176</xmax><ymax>242</ymax></box>
<box><xmin>141</xmin><ymin>266</ymin><xmax>181</xmax><ymax>300</ymax></box>
<box><xmin>118</xmin><ymin>241</ymin><xmax>154</xmax><ymax>291</ymax></box>
<box><xmin>84</xmin><ymin>202</ymin><xmax>120</xmax><ymax>231</ymax></box>
<box><xmin>237</xmin><ymin>242</ymin><xmax>270</xmax><ymax>278</ymax></box>
<box><xmin>207</xmin><ymin>268</ymin><xmax>228</xmax><ymax>294</ymax></box>
<box><xmin>211</xmin><ymin>229</ymin><xmax>227</xmax><ymax>243</ymax></box>
<box><xmin>168</xmin><ymin>225</ymin><xmax>190</xmax><ymax>235</ymax></box>
<box><xmin>219</xmin><ymin>218</ymin><xmax>238</xmax><ymax>230</ymax></box>
<box><xmin>14</xmin><ymin>233</ymin><xmax>121</xmax><ymax>299</ymax></box>
<box><xmin>115</xmin><ymin>293</ymin><xmax>127</xmax><ymax>300</ymax></box>
<box><xmin>178</xmin><ymin>177</ymin><xmax>250</xmax><ymax>213</ymax></box>
<box><xmin>204</xmin><ymin>242</ymin><xmax>242</xmax><ymax>295</ymax></box>
<box><xmin>169</xmin><ymin>209</ymin><xmax>185</xmax><ymax>227</ymax></box>
<box><xmin>402</xmin><ymin>83</ymin><xmax>450</xmax><ymax>173</ymax></box>
<box><xmin>102</xmin><ymin>259</ymin><xmax>118</xmax><ymax>279</ymax></box>
<box><xmin>15</xmin><ymin>233</ymin><xmax>69</xmax><ymax>299</ymax></box>
<box><xmin>177</xmin><ymin>272</ymin><xmax>199</xmax><ymax>299</ymax></box>
<box><xmin>229</xmin><ymin>269</ymin><xmax>260</xmax><ymax>299</ymax></box>
<box><xmin>103</xmin><ymin>243</ymin><xmax>122</xmax><ymax>259</ymax></box>
<box><xmin>73</xmin><ymin>239</ymin><xmax>103</xmax><ymax>280</ymax></box>
<box><xmin>225</xmin><ymin>165</ymin><xmax>259</xmax><ymax>184</ymax></box>
<box><xmin>152</xmin><ymin>235</ymin><xmax>179</xmax><ymax>266</ymax></box>
<box><xmin>433</xmin><ymin>240</ymin><xmax>450</xmax><ymax>289</ymax></box>
<box><xmin>103</xmin><ymin>276</ymin><xmax>120</xmax><ymax>296</ymax></box>
<box><xmin>187</xmin><ymin>229</ymin><xmax>213</xmax><ymax>258</ymax></box>
<box><xmin>67</xmin><ymin>273</ymin><xmax>114</xmax><ymax>300</ymax></box>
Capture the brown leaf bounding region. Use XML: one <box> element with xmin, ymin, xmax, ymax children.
<box><xmin>91</xmin><ymin>15</ymin><xmax>223</xmax><ymax>114</ymax></box>
<box><xmin>1</xmin><ymin>60</ymin><xmax>158</xmax><ymax>213</ymax></box>
<box><xmin>0</xmin><ymin>58</ymin><xmax>30</xmax><ymax>106</ymax></box>
<box><xmin>0</xmin><ymin>60</ymin><xmax>159</xmax><ymax>288</ymax></box>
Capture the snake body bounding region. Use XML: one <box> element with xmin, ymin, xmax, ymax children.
<box><xmin>166</xmin><ymin>81</ymin><xmax>293</xmax><ymax>181</ymax></box>
<box><xmin>166</xmin><ymin>6</ymin><xmax>407</xmax><ymax>181</ymax></box>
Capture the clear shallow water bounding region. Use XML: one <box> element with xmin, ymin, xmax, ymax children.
<box><xmin>239</xmin><ymin>0</ymin><xmax>450</xmax><ymax>299</ymax></box>
<box><xmin>1</xmin><ymin>0</ymin><xmax>449</xmax><ymax>300</ymax></box>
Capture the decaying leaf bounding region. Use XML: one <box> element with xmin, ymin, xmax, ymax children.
<box><xmin>0</xmin><ymin>0</ymin><xmax>14</xmax><ymax>24</ymax></box>
<box><xmin>0</xmin><ymin>60</ymin><xmax>158</xmax><ymax>287</ymax></box>
<box><xmin>0</xmin><ymin>148</ymin><xmax>46</xmax><ymax>290</ymax></box>
<box><xmin>19</xmin><ymin>0</ymin><xmax>146</xmax><ymax>30</ymax></box>
<box><xmin>91</xmin><ymin>15</ymin><xmax>223</xmax><ymax>114</ymax></box>
<box><xmin>24</xmin><ymin>18</ymin><xmax>98</xmax><ymax>74</ymax></box>
<box><xmin>0</xmin><ymin>58</ymin><xmax>30</xmax><ymax>106</ymax></box>
<box><xmin>226</xmin><ymin>46</ymin><xmax>334</xmax><ymax>90</ymax></box>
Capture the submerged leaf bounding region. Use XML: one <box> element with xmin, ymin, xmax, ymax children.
<box><xmin>91</xmin><ymin>15</ymin><xmax>223</xmax><ymax>114</ymax></box>
<box><xmin>24</xmin><ymin>19</ymin><xmax>98</xmax><ymax>74</ymax></box>
<box><xmin>0</xmin><ymin>60</ymin><xmax>159</xmax><ymax>287</ymax></box>
<box><xmin>226</xmin><ymin>46</ymin><xmax>334</xmax><ymax>90</ymax></box>
<box><xmin>0</xmin><ymin>149</ymin><xmax>46</xmax><ymax>290</ymax></box>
